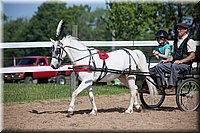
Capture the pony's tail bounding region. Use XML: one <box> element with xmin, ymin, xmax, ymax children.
<box><xmin>132</xmin><ymin>49</ymin><xmax>148</xmax><ymax>72</ymax></box>
<box><xmin>133</xmin><ymin>50</ymin><xmax>158</xmax><ymax>94</ymax></box>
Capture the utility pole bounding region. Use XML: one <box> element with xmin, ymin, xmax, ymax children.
<box><xmin>112</xmin><ymin>30</ymin><xmax>116</xmax><ymax>50</ymax></box>
<box><xmin>72</xmin><ymin>25</ymin><xmax>78</xmax><ymax>38</ymax></box>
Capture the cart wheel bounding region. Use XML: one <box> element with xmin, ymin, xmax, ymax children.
<box><xmin>176</xmin><ymin>78</ymin><xmax>200</xmax><ymax>112</ymax></box>
<box><xmin>139</xmin><ymin>80</ymin><xmax>165</xmax><ymax>109</ymax></box>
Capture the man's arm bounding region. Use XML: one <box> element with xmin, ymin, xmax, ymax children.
<box><xmin>174</xmin><ymin>52</ymin><xmax>195</xmax><ymax>64</ymax></box>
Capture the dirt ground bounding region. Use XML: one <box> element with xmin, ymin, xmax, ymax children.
<box><xmin>3</xmin><ymin>94</ymin><xmax>199</xmax><ymax>132</ymax></box>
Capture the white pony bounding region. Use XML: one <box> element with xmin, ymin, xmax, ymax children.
<box><xmin>50</xmin><ymin>35</ymin><xmax>157</xmax><ymax>116</ymax></box>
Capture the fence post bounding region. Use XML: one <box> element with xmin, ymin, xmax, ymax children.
<box><xmin>112</xmin><ymin>30</ymin><xmax>115</xmax><ymax>50</ymax></box>
<box><xmin>70</xmin><ymin>71</ymin><xmax>76</xmax><ymax>97</ymax></box>
<box><xmin>70</xmin><ymin>25</ymin><xmax>78</xmax><ymax>97</ymax></box>
<box><xmin>13</xmin><ymin>56</ymin><xmax>16</xmax><ymax>66</ymax></box>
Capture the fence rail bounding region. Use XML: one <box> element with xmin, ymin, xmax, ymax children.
<box><xmin>0</xmin><ymin>40</ymin><xmax>176</xmax><ymax>48</ymax></box>
<box><xmin>1</xmin><ymin>41</ymin><xmax>199</xmax><ymax>73</ymax></box>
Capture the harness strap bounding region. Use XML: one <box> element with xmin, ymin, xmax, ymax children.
<box><xmin>96</xmin><ymin>60</ymin><xmax>108</xmax><ymax>82</ymax></box>
<box><xmin>72</xmin><ymin>53</ymin><xmax>98</xmax><ymax>63</ymax></box>
<box><xmin>88</xmin><ymin>49</ymin><xmax>96</xmax><ymax>69</ymax></box>
<box><xmin>73</xmin><ymin>65</ymin><xmax>94</xmax><ymax>72</ymax></box>
<box><xmin>121</xmin><ymin>48</ymin><xmax>138</xmax><ymax>73</ymax></box>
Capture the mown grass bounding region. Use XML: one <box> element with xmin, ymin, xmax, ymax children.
<box><xmin>3</xmin><ymin>83</ymin><xmax>130</xmax><ymax>103</ymax></box>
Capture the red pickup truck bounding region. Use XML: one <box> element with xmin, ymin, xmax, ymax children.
<box><xmin>3</xmin><ymin>56</ymin><xmax>71</xmax><ymax>84</ymax></box>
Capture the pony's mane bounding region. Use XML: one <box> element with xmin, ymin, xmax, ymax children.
<box><xmin>61</xmin><ymin>35</ymin><xmax>87</xmax><ymax>49</ymax></box>
<box><xmin>66</xmin><ymin>35</ymin><xmax>79</xmax><ymax>41</ymax></box>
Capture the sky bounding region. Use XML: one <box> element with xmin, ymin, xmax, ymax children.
<box><xmin>1</xmin><ymin>0</ymin><xmax>198</xmax><ymax>20</ymax></box>
<box><xmin>2</xmin><ymin>0</ymin><xmax>107</xmax><ymax>20</ymax></box>
<box><xmin>2</xmin><ymin>0</ymin><xmax>199</xmax><ymax>20</ymax></box>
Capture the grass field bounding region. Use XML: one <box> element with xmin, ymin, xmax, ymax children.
<box><xmin>3</xmin><ymin>83</ymin><xmax>131</xmax><ymax>103</ymax></box>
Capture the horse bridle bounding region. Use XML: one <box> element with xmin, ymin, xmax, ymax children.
<box><xmin>51</xmin><ymin>42</ymin><xmax>65</xmax><ymax>63</ymax></box>
<box><xmin>51</xmin><ymin>41</ymin><xmax>97</xmax><ymax>65</ymax></box>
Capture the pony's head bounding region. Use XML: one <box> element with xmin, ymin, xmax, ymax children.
<box><xmin>50</xmin><ymin>20</ymin><xmax>67</xmax><ymax>69</ymax></box>
<box><xmin>50</xmin><ymin>38</ymin><xmax>67</xmax><ymax>69</ymax></box>
<box><xmin>50</xmin><ymin>20</ymin><xmax>88</xmax><ymax>69</ymax></box>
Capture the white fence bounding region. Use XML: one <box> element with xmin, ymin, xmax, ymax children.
<box><xmin>0</xmin><ymin>41</ymin><xmax>174</xmax><ymax>48</ymax></box>
<box><xmin>0</xmin><ymin>41</ymin><xmax>199</xmax><ymax>73</ymax></box>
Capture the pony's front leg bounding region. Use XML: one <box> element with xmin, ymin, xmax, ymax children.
<box><xmin>67</xmin><ymin>79</ymin><xmax>93</xmax><ymax>117</ymax></box>
<box><xmin>125</xmin><ymin>76</ymin><xmax>141</xmax><ymax>114</ymax></box>
<box><xmin>87</xmin><ymin>87</ymin><xmax>97</xmax><ymax>115</ymax></box>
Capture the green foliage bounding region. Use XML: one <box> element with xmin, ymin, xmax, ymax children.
<box><xmin>26</xmin><ymin>3</ymin><xmax>68</xmax><ymax>41</ymax></box>
<box><xmin>3</xmin><ymin>2</ymin><xmax>199</xmax><ymax>42</ymax></box>
<box><xmin>193</xmin><ymin>2</ymin><xmax>200</xmax><ymax>40</ymax></box>
<box><xmin>105</xmin><ymin>2</ymin><xmax>199</xmax><ymax>40</ymax></box>
<box><xmin>3</xmin><ymin>83</ymin><xmax>129</xmax><ymax>103</ymax></box>
<box><xmin>3</xmin><ymin>18</ymin><xmax>29</xmax><ymax>42</ymax></box>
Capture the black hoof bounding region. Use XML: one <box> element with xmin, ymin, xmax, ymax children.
<box><xmin>135</xmin><ymin>107</ymin><xmax>142</xmax><ymax>112</ymax></box>
<box><xmin>66</xmin><ymin>113</ymin><xmax>73</xmax><ymax>118</ymax></box>
<box><xmin>66</xmin><ymin>111</ymin><xmax>73</xmax><ymax>118</ymax></box>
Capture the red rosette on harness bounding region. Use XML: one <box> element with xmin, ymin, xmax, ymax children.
<box><xmin>97</xmin><ymin>50</ymin><xmax>109</xmax><ymax>60</ymax></box>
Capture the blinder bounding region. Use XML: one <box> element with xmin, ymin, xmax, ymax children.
<box><xmin>51</xmin><ymin>42</ymin><xmax>64</xmax><ymax>63</ymax></box>
<box><xmin>55</xmin><ymin>47</ymin><xmax>61</xmax><ymax>55</ymax></box>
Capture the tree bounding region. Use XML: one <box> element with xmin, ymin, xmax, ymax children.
<box><xmin>3</xmin><ymin>18</ymin><xmax>29</xmax><ymax>42</ymax></box>
<box><xmin>104</xmin><ymin>1</ymin><xmax>199</xmax><ymax>40</ymax></box>
<box><xmin>191</xmin><ymin>2</ymin><xmax>200</xmax><ymax>40</ymax></box>
<box><xmin>25</xmin><ymin>2</ymin><xmax>69</xmax><ymax>41</ymax></box>
<box><xmin>3</xmin><ymin>14</ymin><xmax>9</xmax><ymax>22</ymax></box>
<box><xmin>24</xmin><ymin>3</ymin><xmax>109</xmax><ymax>41</ymax></box>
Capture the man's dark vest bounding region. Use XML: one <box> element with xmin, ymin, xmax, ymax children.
<box><xmin>173</xmin><ymin>36</ymin><xmax>193</xmax><ymax>65</ymax></box>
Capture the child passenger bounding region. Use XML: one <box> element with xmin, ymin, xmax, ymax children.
<box><xmin>148</xmin><ymin>30</ymin><xmax>172</xmax><ymax>93</ymax></box>
<box><xmin>149</xmin><ymin>30</ymin><xmax>172</xmax><ymax>80</ymax></box>
<box><xmin>153</xmin><ymin>30</ymin><xmax>172</xmax><ymax>61</ymax></box>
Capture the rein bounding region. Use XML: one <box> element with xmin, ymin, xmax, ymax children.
<box><xmin>61</xmin><ymin>45</ymin><xmax>97</xmax><ymax>64</ymax></box>
<box><xmin>53</xmin><ymin>42</ymin><xmax>96</xmax><ymax>64</ymax></box>
<box><xmin>53</xmin><ymin>42</ymin><xmax>141</xmax><ymax>82</ymax></box>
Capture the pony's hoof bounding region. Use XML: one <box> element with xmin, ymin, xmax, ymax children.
<box><xmin>135</xmin><ymin>106</ymin><xmax>142</xmax><ymax>112</ymax></box>
<box><xmin>125</xmin><ymin>109</ymin><xmax>133</xmax><ymax>114</ymax></box>
<box><xmin>66</xmin><ymin>111</ymin><xmax>73</xmax><ymax>118</ymax></box>
<box><xmin>89</xmin><ymin>113</ymin><xmax>97</xmax><ymax>116</ymax></box>
<box><xmin>89</xmin><ymin>110</ymin><xmax>97</xmax><ymax>116</ymax></box>
<box><xmin>66</xmin><ymin>113</ymin><xmax>73</xmax><ymax>118</ymax></box>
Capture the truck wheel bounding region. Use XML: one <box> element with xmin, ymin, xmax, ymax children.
<box><xmin>24</xmin><ymin>76</ymin><xmax>33</xmax><ymax>84</ymax></box>
<box><xmin>55</xmin><ymin>75</ymin><xmax>66</xmax><ymax>85</ymax></box>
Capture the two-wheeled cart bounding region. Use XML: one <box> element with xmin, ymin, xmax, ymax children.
<box><xmin>139</xmin><ymin>56</ymin><xmax>200</xmax><ymax>112</ymax></box>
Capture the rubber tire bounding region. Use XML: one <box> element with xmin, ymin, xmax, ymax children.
<box><xmin>176</xmin><ymin>78</ymin><xmax>200</xmax><ymax>112</ymax></box>
<box><xmin>55</xmin><ymin>75</ymin><xmax>66</xmax><ymax>85</ymax></box>
<box><xmin>24</xmin><ymin>76</ymin><xmax>33</xmax><ymax>84</ymax></box>
<box><xmin>139</xmin><ymin>80</ymin><xmax>165</xmax><ymax>109</ymax></box>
